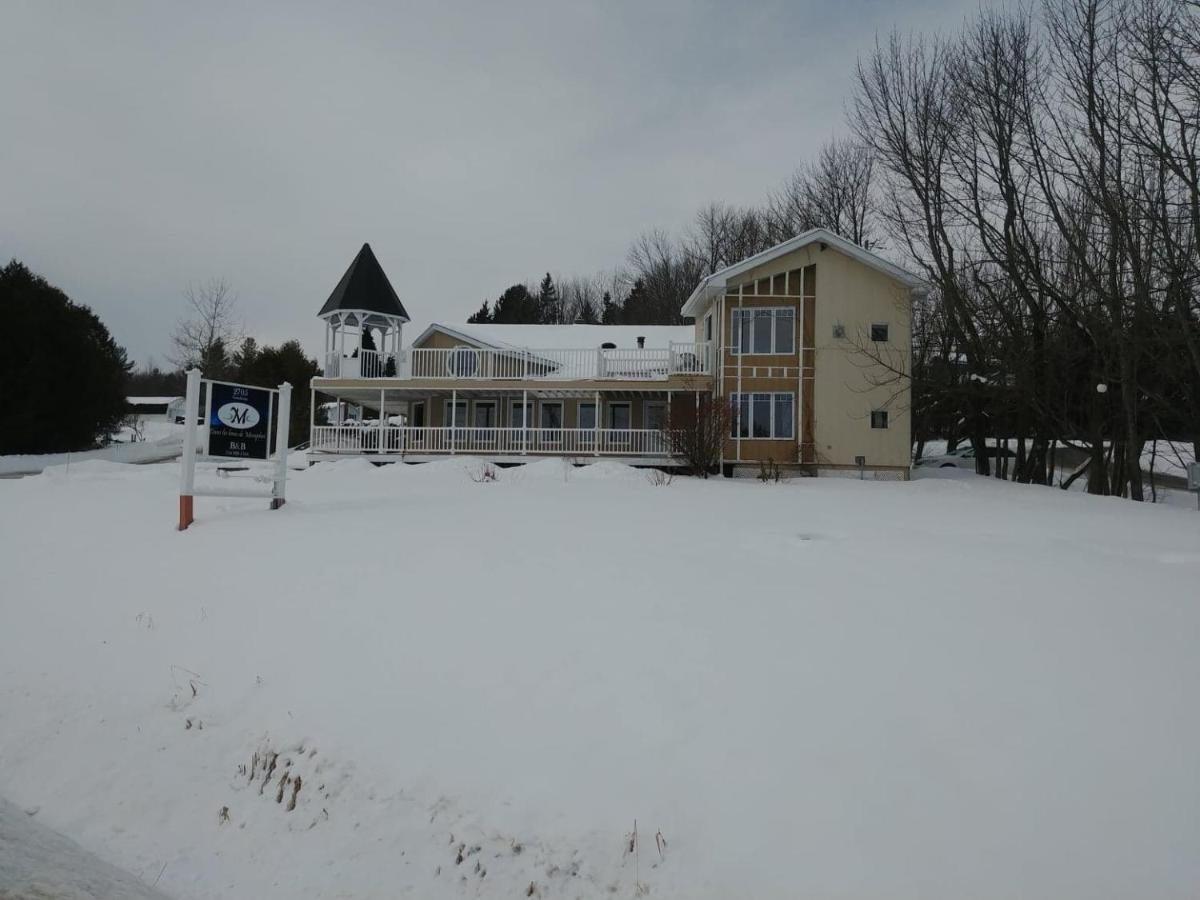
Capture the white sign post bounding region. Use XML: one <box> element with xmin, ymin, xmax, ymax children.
<box><xmin>178</xmin><ymin>368</ymin><xmax>292</xmax><ymax>530</ymax></box>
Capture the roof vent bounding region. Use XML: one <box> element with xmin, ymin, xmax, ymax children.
<box><xmin>601</xmin><ymin>341</ymin><xmax>617</xmax><ymax>350</ymax></box>
<box><xmin>636</xmin><ymin>336</ymin><xmax>645</xmax><ymax>349</ymax></box>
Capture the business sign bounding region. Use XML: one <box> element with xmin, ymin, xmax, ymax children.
<box><xmin>208</xmin><ymin>382</ymin><xmax>273</xmax><ymax>459</ymax></box>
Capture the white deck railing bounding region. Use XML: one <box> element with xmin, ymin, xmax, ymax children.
<box><xmin>323</xmin><ymin>343</ymin><xmax>710</xmax><ymax>381</ymax></box>
<box><xmin>311</xmin><ymin>426</ymin><xmax>675</xmax><ymax>457</ymax></box>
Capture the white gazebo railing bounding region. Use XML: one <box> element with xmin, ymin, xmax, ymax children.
<box><xmin>311</xmin><ymin>426</ymin><xmax>675</xmax><ymax>457</ymax></box>
<box><xmin>321</xmin><ymin>342</ymin><xmax>711</xmax><ymax>381</ymax></box>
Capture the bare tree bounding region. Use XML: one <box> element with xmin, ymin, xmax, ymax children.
<box><xmin>663</xmin><ymin>396</ymin><xmax>734</xmax><ymax>477</ymax></box>
<box><xmin>170</xmin><ymin>278</ymin><xmax>241</xmax><ymax>377</ymax></box>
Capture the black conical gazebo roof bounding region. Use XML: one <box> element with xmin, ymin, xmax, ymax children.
<box><xmin>318</xmin><ymin>243</ymin><xmax>409</xmax><ymax>322</ymax></box>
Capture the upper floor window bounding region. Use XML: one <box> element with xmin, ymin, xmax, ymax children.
<box><xmin>732</xmin><ymin>307</ymin><xmax>795</xmax><ymax>355</ymax></box>
<box><xmin>704</xmin><ymin>313</ymin><xmax>713</xmax><ymax>342</ymax></box>
<box><xmin>870</xmin><ymin>323</ymin><xmax>889</xmax><ymax>343</ymax></box>
<box><xmin>870</xmin><ymin>410</ymin><xmax>889</xmax><ymax>429</ymax></box>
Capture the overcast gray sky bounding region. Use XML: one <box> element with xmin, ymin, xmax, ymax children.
<box><xmin>1</xmin><ymin>1</ymin><xmax>974</xmax><ymax>365</ymax></box>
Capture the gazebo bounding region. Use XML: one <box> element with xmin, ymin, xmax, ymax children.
<box><xmin>318</xmin><ymin>243</ymin><xmax>409</xmax><ymax>378</ymax></box>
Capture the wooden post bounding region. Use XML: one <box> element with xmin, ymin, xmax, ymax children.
<box><xmin>271</xmin><ymin>382</ymin><xmax>291</xmax><ymax>509</ymax></box>
<box><xmin>178</xmin><ymin>368</ymin><xmax>201</xmax><ymax>530</ymax></box>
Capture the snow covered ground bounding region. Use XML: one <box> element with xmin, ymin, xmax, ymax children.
<box><xmin>0</xmin><ymin>797</ymin><xmax>170</xmax><ymax>899</ymax></box>
<box><xmin>1</xmin><ymin>459</ymin><xmax>1198</xmax><ymax>899</ymax></box>
<box><xmin>0</xmin><ymin>420</ymin><xmax>184</xmax><ymax>477</ymax></box>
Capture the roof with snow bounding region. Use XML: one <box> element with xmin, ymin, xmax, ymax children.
<box><xmin>412</xmin><ymin>323</ymin><xmax>694</xmax><ymax>351</ymax></box>
<box><xmin>681</xmin><ymin>228</ymin><xmax>925</xmax><ymax>317</ymax></box>
<box><xmin>318</xmin><ymin>243</ymin><xmax>410</xmax><ymax>322</ymax></box>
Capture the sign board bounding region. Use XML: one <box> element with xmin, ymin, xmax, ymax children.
<box><xmin>178</xmin><ymin>369</ymin><xmax>292</xmax><ymax>530</ymax></box>
<box><xmin>208</xmin><ymin>382</ymin><xmax>273</xmax><ymax>460</ymax></box>
<box><xmin>1188</xmin><ymin>461</ymin><xmax>1200</xmax><ymax>491</ymax></box>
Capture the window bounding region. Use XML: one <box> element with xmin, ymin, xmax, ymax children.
<box><xmin>578</xmin><ymin>402</ymin><xmax>596</xmax><ymax>430</ymax></box>
<box><xmin>832</xmin><ymin>323</ymin><xmax>846</xmax><ymax>339</ymax></box>
<box><xmin>871</xmin><ymin>410</ymin><xmax>889</xmax><ymax>429</ymax></box>
<box><xmin>644</xmin><ymin>401</ymin><xmax>667</xmax><ymax>432</ymax></box>
<box><xmin>607</xmin><ymin>402</ymin><xmax>631</xmax><ymax>430</ymax></box>
<box><xmin>870</xmin><ymin>323</ymin><xmax>889</xmax><ymax>343</ymax></box>
<box><xmin>473</xmin><ymin>402</ymin><xmax>495</xmax><ymax>428</ymax></box>
<box><xmin>510</xmin><ymin>401</ymin><xmax>533</xmax><ymax>428</ymax></box>
<box><xmin>774</xmin><ymin>394</ymin><xmax>794</xmax><ymax>439</ymax></box>
<box><xmin>411</xmin><ymin>402</ymin><xmax>425</xmax><ymax>428</ymax></box>
<box><xmin>540</xmin><ymin>402</ymin><xmax>563</xmax><ymax>429</ymax></box>
<box><xmin>731</xmin><ymin>308</ymin><xmax>796</xmax><ymax>355</ymax></box>
<box><xmin>730</xmin><ymin>392</ymin><xmax>794</xmax><ymax>439</ymax></box>
<box><xmin>540</xmin><ymin>402</ymin><xmax>563</xmax><ymax>443</ymax></box>
<box><xmin>444</xmin><ymin>400</ymin><xmax>468</xmax><ymax>428</ymax></box>
<box><xmin>447</xmin><ymin>346</ymin><xmax>479</xmax><ymax>376</ymax></box>
<box><xmin>704</xmin><ymin>314</ymin><xmax>713</xmax><ymax>342</ymax></box>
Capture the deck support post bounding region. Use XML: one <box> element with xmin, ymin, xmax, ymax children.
<box><xmin>522</xmin><ymin>389</ymin><xmax>528</xmax><ymax>455</ymax></box>
<box><xmin>309</xmin><ymin>386</ymin><xmax>316</xmax><ymax>450</ymax></box>
<box><xmin>379</xmin><ymin>387</ymin><xmax>386</xmax><ymax>454</ymax></box>
<box><xmin>451</xmin><ymin>388</ymin><xmax>457</xmax><ymax>454</ymax></box>
<box><xmin>594</xmin><ymin>390</ymin><xmax>600</xmax><ymax>456</ymax></box>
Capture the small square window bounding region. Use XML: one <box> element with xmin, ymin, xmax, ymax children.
<box><xmin>870</xmin><ymin>323</ymin><xmax>889</xmax><ymax>342</ymax></box>
<box><xmin>870</xmin><ymin>410</ymin><xmax>889</xmax><ymax>429</ymax></box>
<box><xmin>832</xmin><ymin>323</ymin><xmax>846</xmax><ymax>339</ymax></box>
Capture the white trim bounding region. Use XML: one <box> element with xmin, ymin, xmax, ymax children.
<box><xmin>681</xmin><ymin>227</ymin><xmax>926</xmax><ymax>317</ymax></box>
<box><xmin>730</xmin><ymin>306</ymin><xmax>796</xmax><ymax>356</ymax></box>
<box><xmin>730</xmin><ymin>392</ymin><xmax>795</xmax><ymax>441</ymax></box>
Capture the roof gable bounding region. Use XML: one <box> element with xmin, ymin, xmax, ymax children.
<box><xmin>680</xmin><ymin>228</ymin><xmax>924</xmax><ymax>316</ymax></box>
<box><xmin>318</xmin><ymin>243</ymin><xmax>410</xmax><ymax>322</ymax></box>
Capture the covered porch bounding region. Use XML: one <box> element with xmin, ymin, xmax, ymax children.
<box><xmin>309</xmin><ymin>385</ymin><xmax>708</xmax><ymax>465</ymax></box>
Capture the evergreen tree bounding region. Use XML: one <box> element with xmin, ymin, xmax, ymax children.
<box><xmin>600</xmin><ymin>291</ymin><xmax>620</xmax><ymax>325</ymax></box>
<box><xmin>231</xmin><ymin>337</ymin><xmax>259</xmax><ymax>373</ymax></box>
<box><xmin>576</xmin><ymin>295</ymin><xmax>600</xmax><ymax>324</ymax></box>
<box><xmin>537</xmin><ymin>273</ymin><xmax>559</xmax><ymax>324</ymax></box>
<box><xmin>233</xmin><ymin>339</ymin><xmax>320</xmax><ymax>447</ymax></box>
<box><xmin>621</xmin><ymin>279</ymin><xmax>651</xmax><ymax>325</ymax></box>
<box><xmin>0</xmin><ymin>260</ymin><xmax>132</xmax><ymax>453</ymax></box>
<box><xmin>491</xmin><ymin>284</ymin><xmax>539</xmax><ymax>323</ymax></box>
<box><xmin>467</xmin><ymin>301</ymin><xmax>491</xmax><ymax>323</ymax></box>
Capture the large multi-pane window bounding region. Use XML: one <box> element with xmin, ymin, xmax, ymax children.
<box><xmin>731</xmin><ymin>307</ymin><xmax>795</xmax><ymax>354</ymax></box>
<box><xmin>730</xmin><ymin>392</ymin><xmax>795</xmax><ymax>439</ymax></box>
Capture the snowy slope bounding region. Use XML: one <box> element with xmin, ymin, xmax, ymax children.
<box><xmin>1</xmin><ymin>460</ymin><xmax>1198</xmax><ymax>898</ymax></box>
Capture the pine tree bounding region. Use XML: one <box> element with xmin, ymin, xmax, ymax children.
<box><xmin>0</xmin><ymin>260</ymin><xmax>132</xmax><ymax>453</ymax></box>
<box><xmin>576</xmin><ymin>295</ymin><xmax>600</xmax><ymax>324</ymax></box>
<box><xmin>491</xmin><ymin>284</ymin><xmax>539</xmax><ymax>323</ymax></box>
<box><xmin>621</xmin><ymin>279</ymin><xmax>650</xmax><ymax>325</ymax></box>
<box><xmin>537</xmin><ymin>273</ymin><xmax>559</xmax><ymax>324</ymax></box>
<box><xmin>467</xmin><ymin>301</ymin><xmax>491</xmax><ymax>323</ymax></box>
<box><xmin>600</xmin><ymin>291</ymin><xmax>620</xmax><ymax>325</ymax></box>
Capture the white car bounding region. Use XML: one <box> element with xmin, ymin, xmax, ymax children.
<box><xmin>915</xmin><ymin>446</ymin><xmax>1015</xmax><ymax>469</ymax></box>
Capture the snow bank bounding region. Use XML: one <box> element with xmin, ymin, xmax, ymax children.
<box><xmin>1</xmin><ymin>461</ymin><xmax>1198</xmax><ymax>898</ymax></box>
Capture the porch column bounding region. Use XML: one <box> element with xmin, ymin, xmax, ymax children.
<box><xmin>309</xmin><ymin>386</ymin><xmax>316</xmax><ymax>449</ymax></box>
<box><xmin>379</xmin><ymin>387</ymin><xmax>386</xmax><ymax>454</ymax></box>
<box><xmin>594</xmin><ymin>390</ymin><xmax>600</xmax><ymax>457</ymax></box>
<box><xmin>666</xmin><ymin>390</ymin><xmax>672</xmax><ymax>457</ymax></box>
<box><xmin>451</xmin><ymin>388</ymin><xmax>457</xmax><ymax>454</ymax></box>
<box><xmin>522</xmin><ymin>389</ymin><xmax>528</xmax><ymax>455</ymax></box>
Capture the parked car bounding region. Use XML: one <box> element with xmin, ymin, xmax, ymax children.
<box><xmin>915</xmin><ymin>445</ymin><xmax>1017</xmax><ymax>469</ymax></box>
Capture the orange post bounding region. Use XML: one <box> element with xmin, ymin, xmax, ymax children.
<box><xmin>178</xmin><ymin>495</ymin><xmax>194</xmax><ymax>531</ymax></box>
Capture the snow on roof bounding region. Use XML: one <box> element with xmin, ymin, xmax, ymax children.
<box><xmin>126</xmin><ymin>396</ymin><xmax>182</xmax><ymax>405</ymax></box>
<box><xmin>680</xmin><ymin>227</ymin><xmax>926</xmax><ymax>317</ymax></box>
<box><xmin>414</xmin><ymin>323</ymin><xmax>693</xmax><ymax>351</ymax></box>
